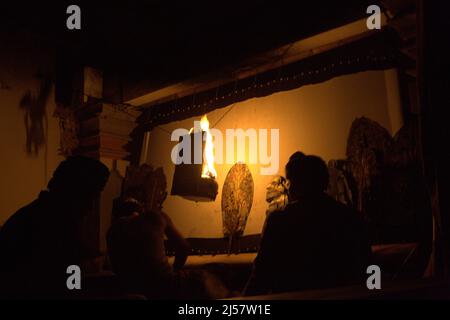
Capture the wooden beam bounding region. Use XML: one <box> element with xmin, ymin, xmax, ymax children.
<box><xmin>126</xmin><ymin>16</ymin><xmax>387</xmax><ymax>108</ymax></box>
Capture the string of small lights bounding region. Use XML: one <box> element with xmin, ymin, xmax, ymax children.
<box><xmin>100</xmin><ymin>31</ymin><xmax>399</xmax><ymax>134</ymax></box>
<box><xmin>142</xmin><ymin>51</ymin><xmax>396</xmax><ymax>129</ymax></box>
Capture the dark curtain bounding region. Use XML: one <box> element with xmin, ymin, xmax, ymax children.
<box><xmin>137</xmin><ymin>29</ymin><xmax>403</xmax><ymax>131</ymax></box>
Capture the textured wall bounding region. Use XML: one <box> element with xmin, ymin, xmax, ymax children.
<box><xmin>0</xmin><ymin>31</ymin><xmax>63</xmax><ymax>225</ymax></box>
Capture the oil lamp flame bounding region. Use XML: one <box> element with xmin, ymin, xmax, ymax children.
<box><xmin>200</xmin><ymin>115</ymin><xmax>217</xmax><ymax>179</ymax></box>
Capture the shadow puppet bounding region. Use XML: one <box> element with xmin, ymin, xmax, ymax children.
<box><xmin>19</xmin><ymin>73</ymin><xmax>52</xmax><ymax>156</ymax></box>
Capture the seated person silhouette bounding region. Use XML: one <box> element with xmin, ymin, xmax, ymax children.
<box><xmin>107</xmin><ymin>190</ymin><xmax>228</xmax><ymax>299</ymax></box>
<box><xmin>244</xmin><ymin>153</ymin><xmax>371</xmax><ymax>296</ymax></box>
<box><xmin>0</xmin><ymin>156</ymin><xmax>110</xmax><ymax>299</ymax></box>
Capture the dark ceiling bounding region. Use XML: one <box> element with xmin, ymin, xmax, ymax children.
<box><xmin>1</xmin><ymin>1</ymin><xmax>377</xmax><ymax>90</ymax></box>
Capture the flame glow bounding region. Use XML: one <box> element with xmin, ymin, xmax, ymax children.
<box><xmin>200</xmin><ymin>115</ymin><xmax>217</xmax><ymax>179</ymax></box>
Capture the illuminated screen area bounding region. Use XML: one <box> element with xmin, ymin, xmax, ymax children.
<box><xmin>146</xmin><ymin>70</ymin><xmax>401</xmax><ymax>238</ymax></box>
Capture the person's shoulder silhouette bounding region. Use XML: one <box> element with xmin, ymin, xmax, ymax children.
<box><xmin>246</xmin><ymin>152</ymin><xmax>371</xmax><ymax>295</ymax></box>
<box><xmin>0</xmin><ymin>156</ymin><xmax>109</xmax><ymax>298</ymax></box>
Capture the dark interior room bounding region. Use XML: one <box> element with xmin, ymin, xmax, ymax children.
<box><xmin>0</xmin><ymin>0</ymin><xmax>450</xmax><ymax>303</ymax></box>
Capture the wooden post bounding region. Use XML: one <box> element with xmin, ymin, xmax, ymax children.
<box><xmin>417</xmin><ymin>0</ymin><xmax>450</xmax><ymax>277</ymax></box>
<box><xmin>71</xmin><ymin>66</ymin><xmax>141</xmax><ymax>254</ymax></box>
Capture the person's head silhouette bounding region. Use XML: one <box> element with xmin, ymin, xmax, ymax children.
<box><xmin>288</xmin><ymin>151</ymin><xmax>305</xmax><ymax>162</ymax></box>
<box><xmin>285</xmin><ymin>153</ymin><xmax>329</xmax><ymax>200</ymax></box>
<box><xmin>47</xmin><ymin>156</ymin><xmax>109</xmax><ymax>215</ymax></box>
